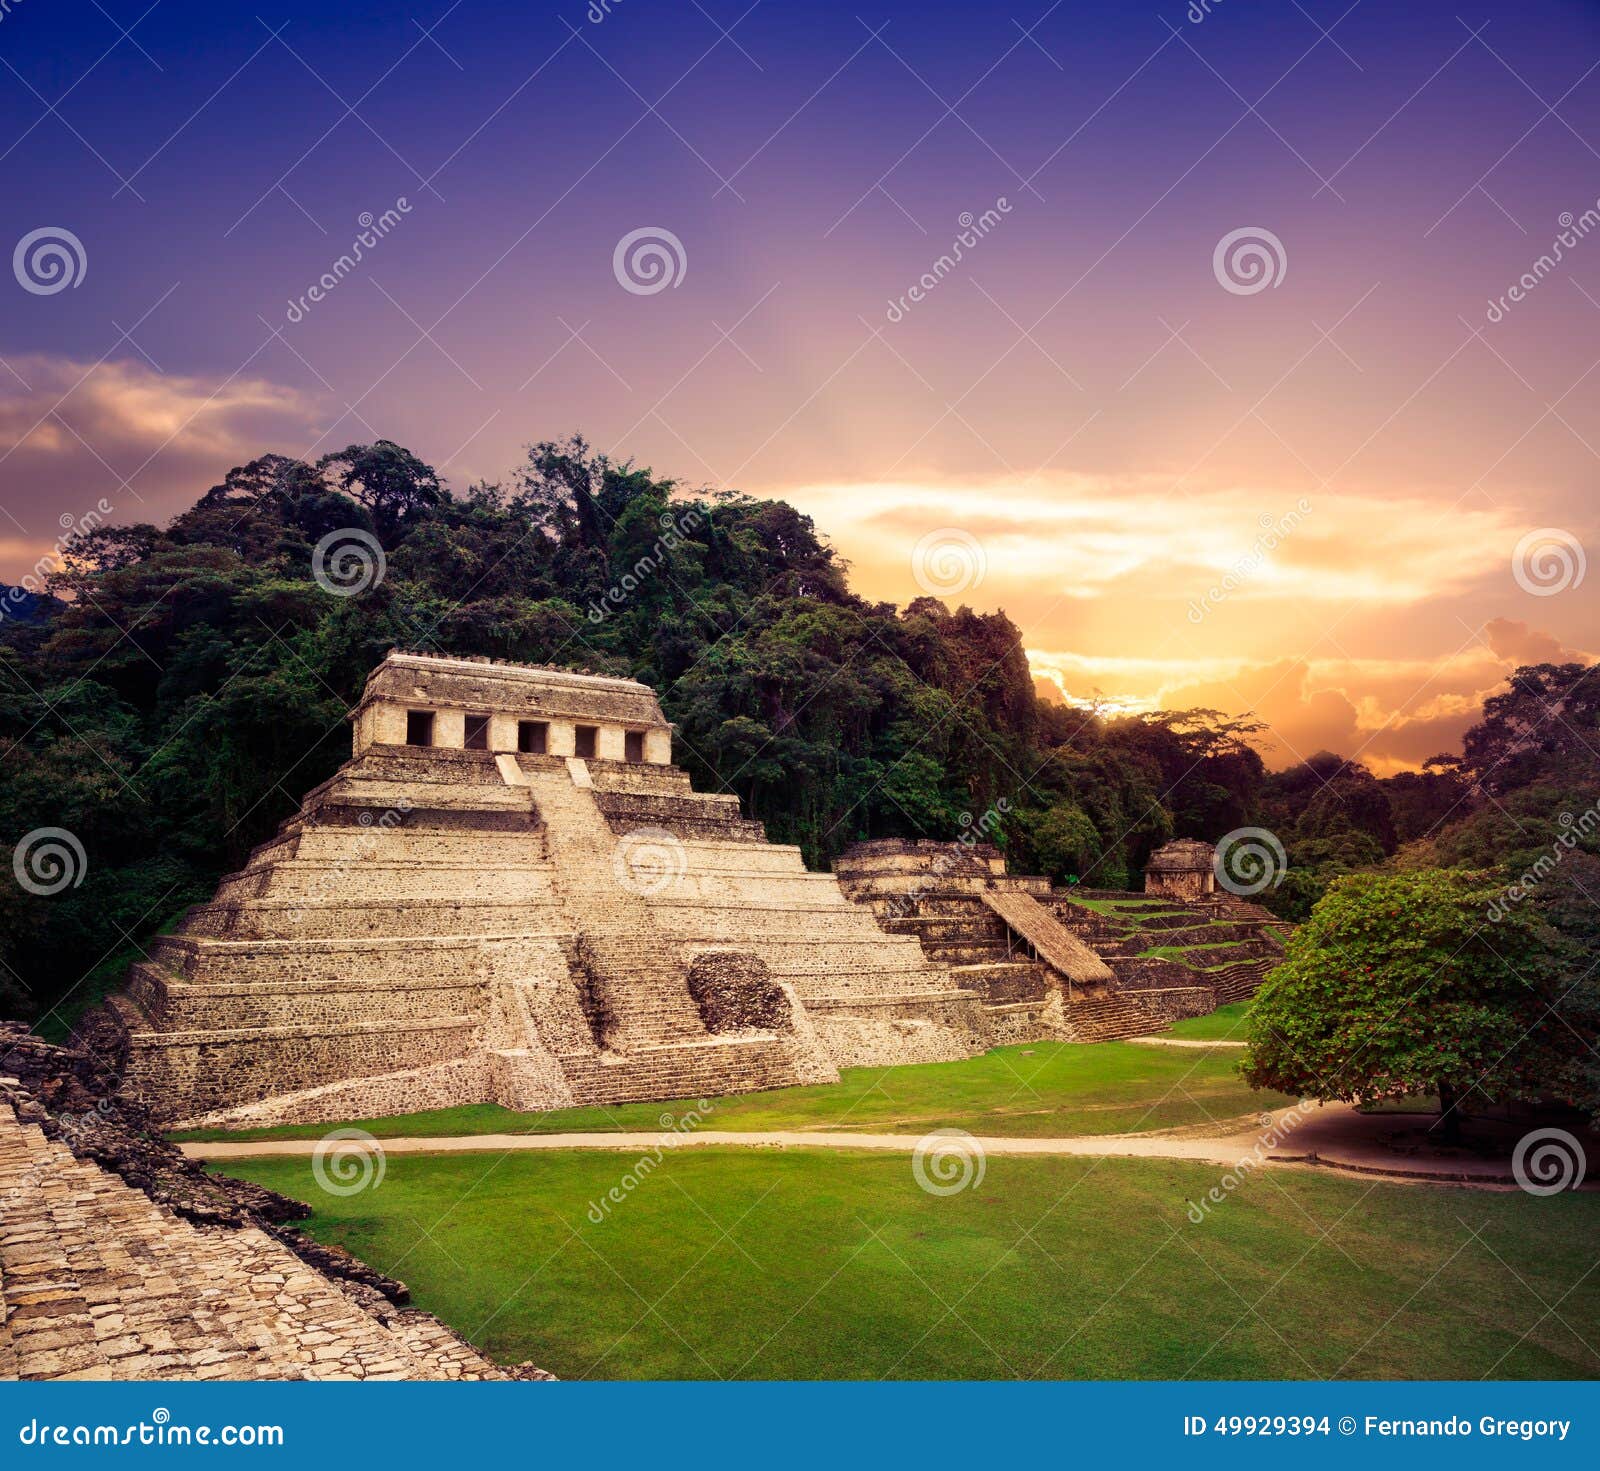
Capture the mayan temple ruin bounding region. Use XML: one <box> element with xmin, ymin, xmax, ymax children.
<box><xmin>94</xmin><ymin>653</ymin><xmax>974</xmax><ymax>1126</ymax></box>
<box><xmin>90</xmin><ymin>652</ymin><xmax>1283</xmax><ymax>1128</ymax></box>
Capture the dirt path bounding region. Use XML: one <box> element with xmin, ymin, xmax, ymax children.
<box><xmin>181</xmin><ymin>1105</ymin><xmax>1591</xmax><ymax>1187</ymax></box>
<box><xmin>1127</xmin><ymin>1035</ymin><xmax>1247</xmax><ymax>1049</ymax></box>
<box><xmin>185</xmin><ymin>1126</ymin><xmax>1270</xmax><ymax>1166</ymax></box>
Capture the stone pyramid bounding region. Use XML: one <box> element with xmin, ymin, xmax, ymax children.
<box><xmin>99</xmin><ymin>652</ymin><xmax>988</xmax><ymax>1127</ymax></box>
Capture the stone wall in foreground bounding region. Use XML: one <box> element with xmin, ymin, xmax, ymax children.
<box><xmin>0</xmin><ymin>1027</ymin><xmax>546</xmax><ymax>1381</ymax></box>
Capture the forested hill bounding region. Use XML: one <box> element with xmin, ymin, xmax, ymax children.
<box><xmin>1</xmin><ymin>436</ymin><xmax>1595</xmax><ymax>1028</ymax></box>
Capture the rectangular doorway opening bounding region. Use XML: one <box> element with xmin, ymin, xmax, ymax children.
<box><xmin>405</xmin><ymin>710</ymin><xmax>434</xmax><ymax>747</ymax></box>
<box><xmin>573</xmin><ymin>725</ymin><xmax>598</xmax><ymax>759</ymax></box>
<box><xmin>518</xmin><ymin>720</ymin><xmax>548</xmax><ymax>754</ymax></box>
<box><xmin>624</xmin><ymin>730</ymin><xmax>645</xmax><ymax>763</ymax></box>
<box><xmin>464</xmin><ymin>714</ymin><xmax>490</xmax><ymax>751</ymax></box>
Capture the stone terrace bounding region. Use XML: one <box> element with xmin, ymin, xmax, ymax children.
<box><xmin>835</xmin><ymin>840</ymin><xmax>1169</xmax><ymax>1042</ymax></box>
<box><xmin>0</xmin><ymin>1028</ymin><xmax>539</xmax><ymax>1381</ymax></box>
<box><xmin>1048</xmin><ymin>889</ymin><xmax>1288</xmax><ymax>1014</ymax></box>
<box><xmin>835</xmin><ymin>841</ymin><xmax>1287</xmax><ymax>1038</ymax></box>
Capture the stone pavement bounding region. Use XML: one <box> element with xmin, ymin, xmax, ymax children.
<box><xmin>0</xmin><ymin>1102</ymin><xmax>518</xmax><ymax>1379</ymax></box>
<box><xmin>0</xmin><ymin>1027</ymin><xmax>551</xmax><ymax>1381</ymax></box>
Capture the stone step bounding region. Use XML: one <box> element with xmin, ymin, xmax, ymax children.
<box><xmin>178</xmin><ymin>897</ymin><xmax>568</xmax><ymax>941</ymax></box>
<box><xmin>917</xmin><ymin>939</ymin><xmax>1019</xmax><ymax>964</ymax></box>
<box><xmin>1063</xmin><ymin>992</ymin><xmax>1165</xmax><ymax>1041</ymax></box>
<box><xmin>216</xmin><ymin>862</ymin><xmax>559</xmax><ymax>904</ymax></box>
<box><xmin>948</xmin><ymin>960</ymin><xmax>1054</xmax><ymax>1003</ymax></box>
<box><xmin>660</xmin><ymin>937</ymin><xmax>939</xmax><ymax>972</ymax></box>
<box><xmin>879</xmin><ymin>913</ymin><xmax>1012</xmax><ymax>941</ymax></box>
<box><xmin>648</xmin><ymin>906</ymin><xmax>927</xmax><ymax>940</ymax></box>
<box><xmin>521</xmin><ymin>765</ymin><xmax>714</xmax><ymax>1049</ymax></box>
<box><xmin>147</xmin><ymin>932</ymin><xmax>574</xmax><ymax>986</ymax></box>
<box><xmin>126</xmin><ymin>961</ymin><xmax>502</xmax><ymax>1033</ymax></box>
<box><xmin>557</xmin><ymin>1034</ymin><xmax>810</xmax><ymax>1104</ymax></box>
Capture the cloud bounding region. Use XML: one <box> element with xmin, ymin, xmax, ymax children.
<box><xmin>1482</xmin><ymin>616</ymin><xmax>1587</xmax><ymax>666</ymax></box>
<box><xmin>787</xmin><ymin>474</ymin><xmax>1524</xmax><ymax>611</ymax></box>
<box><xmin>1028</xmin><ymin>625</ymin><xmax>1592</xmax><ymax>775</ymax></box>
<box><xmin>0</xmin><ymin>353</ymin><xmax>322</xmax><ymax>580</ymax></box>
<box><xmin>779</xmin><ymin>471</ymin><xmax>1600</xmax><ymax>774</ymax></box>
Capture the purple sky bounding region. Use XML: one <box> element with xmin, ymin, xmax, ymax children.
<box><xmin>3</xmin><ymin>0</ymin><xmax>1599</xmax><ymax>768</ymax></box>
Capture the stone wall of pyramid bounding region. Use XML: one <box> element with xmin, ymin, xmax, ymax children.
<box><xmin>98</xmin><ymin>653</ymin><xmax>990</xmax><ymax>1128</ymax></box>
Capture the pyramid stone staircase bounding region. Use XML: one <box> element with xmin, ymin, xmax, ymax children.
<box><xmin>1046</xmin><ymin>888</ymin><xmax>1287</xmax><ymax>1019</ymax></box>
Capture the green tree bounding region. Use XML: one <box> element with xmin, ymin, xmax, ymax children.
<box><xmin>1242</xmin><ymin>869</ymin><xmax>1566</xmax><ymax>1141</ymax></box>
<box><xmin>319</xmin><ymin>440</ymin><xmax>443</xmax><ymax>539</ymax></box>
<box><xmin>1020</xmin><ymin>802</ymin><xmax>1101</xmax><ymax>883</ymax></box>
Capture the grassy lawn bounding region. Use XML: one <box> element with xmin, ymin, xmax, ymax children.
<box><xmin>1161</xmin><ymin>1001</ymin><xmax>1253</xmax><ymax>1041</ymax></box>
<box><xmin>217</xmin><ymin>1148</ymin><xmax>1600</xmax><ymax>1380</ymax></box>
<box><xmin>176</xmin><ymin>1040</ymin><xmax>1279</xmax><ymax>1143</ymax></box>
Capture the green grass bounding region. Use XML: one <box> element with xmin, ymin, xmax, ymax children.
<box><xmin>216</xmin><ymin>1148</ymin><xmax>1600</xmax><ymax>1380</ymax></box>
<box><xmin>1160</xmin><ymin>1001</ymin><xmax>1253</xmax><ymax>1041</ymax></box>
<box><xmin>175</xmin><ymin>1040</ymin><xmax>1279</xmax><ymax>1143</ymax></box>
<box><xmin>1061</xmin><ymin>896</ymin><xmax>1188</xmax><ymax>917</ymax></box>
<box><xmin>1137</xmin><ymin>942</ymin><xmax>1242</xmax><ymax>960</ymax></box>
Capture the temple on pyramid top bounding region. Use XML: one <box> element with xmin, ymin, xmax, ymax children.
<box><xmin>352</xmin><ymin>651</ymin><xmax>674</xmax><ymax>764</ymax></box>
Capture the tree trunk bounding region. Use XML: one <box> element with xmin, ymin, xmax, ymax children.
<box><xmin>1432</xmin><ymin>1082</ymin><xmax>1464</xmax><ymax>1146</ymax></box>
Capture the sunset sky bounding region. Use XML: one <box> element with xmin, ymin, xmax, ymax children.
<box><xmin>3</xmin><ymin>0</ymin><xmax>1597</xmax><ymax>773</ymax></box>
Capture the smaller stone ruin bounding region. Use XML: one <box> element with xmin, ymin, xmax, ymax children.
<box><xmin>1142</xmin><ymin>838</ymin><xmax>1219</xmax><ymax>901</ymax></box>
